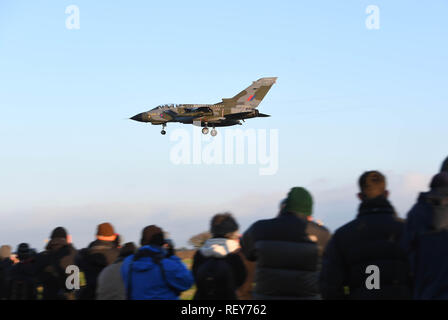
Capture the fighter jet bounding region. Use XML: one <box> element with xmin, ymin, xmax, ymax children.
<box><xmin>130</xmin><ymin>77</ymin><xmax>277</xmax><ymax>136</ymax></box>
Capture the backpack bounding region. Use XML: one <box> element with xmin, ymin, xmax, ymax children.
<box><xmin>195</xmin><ymin>257</ymin><xmax>236</xmax><ymax>300</ymax></box>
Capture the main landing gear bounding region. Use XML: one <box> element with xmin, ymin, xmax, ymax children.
<box><xmin>202</xmin><ymin>124</ymin><xmax>218</xmax><ymax>137</ymax></box>
<box><xmin>161</xmin><ymin>124</ymin><xmax>166</xmax><ymax>135</ymax></box>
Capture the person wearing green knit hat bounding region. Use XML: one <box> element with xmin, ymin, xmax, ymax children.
<box><xmin>241</xmin><ymin>187</ymin><xmax>331</xmax><ymax>300</ymax></box>
<box><xmin>284</xmin><ymin>187</ymin><xmax>314</xmax><ymax>217</ymax></box>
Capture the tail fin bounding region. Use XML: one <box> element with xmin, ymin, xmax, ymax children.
<box><xmin>221</xmin><ymin>77</ymin><xmax>277</xmax><ymax>108</ymax></box>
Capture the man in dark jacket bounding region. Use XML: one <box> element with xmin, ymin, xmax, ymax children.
<box><xmin>402</xmin><ymin>172</ymin><xmax>448</xmax><ymax>299</ymax></box>
<box><xmin>241</xmin><ymin>187</ymin><xmax>331</xmax><ymax>300</ymax></box>
<box><xmin>320</xmin><ymin>171</ymin><xmax>412</xmax><ymax>300</ymax></box>
<box><xmin>193</xmin><ymin>213</ymin><xmax>247</xmax><ymax>300</ymax></box>
<box><xmin>35</xmin><ymin>227</ymin><xmax>77</xmax><ymax>300</ymax></box>
<box><xmin>75</xmin><ymin>222</ymin><xmax>120</xmax><ymax>300</ymax></box>
<box><xmin>121</xmin><ymin>225</ymin><xmax>193</xmax><ymax>300</ymax></box>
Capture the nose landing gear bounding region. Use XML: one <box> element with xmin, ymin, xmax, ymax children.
<box><xmin>161</xmin><ymin>124</ymin><xmax>167</xmax><ymax>135</ymax></box>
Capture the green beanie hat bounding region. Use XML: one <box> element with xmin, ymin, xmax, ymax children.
<box><xmin>441</xmin><ymin>157</ymin><xmax>448</xmax><ymax>173</ymax></box>
<box><xmin>284</xmin><ymin>187</ymin><xmax>313</xmax><ymax>216</ymax></box>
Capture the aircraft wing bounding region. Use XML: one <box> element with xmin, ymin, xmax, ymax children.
<box><xmin>224</xmin><ymin>110</ymin><xmax>271</xmax><ymax>120</ymax></box>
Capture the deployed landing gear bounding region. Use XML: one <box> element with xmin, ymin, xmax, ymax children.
<box><xmin>201</xmin><ymin>124</ymin><xmax>217</xmax><ymax>137</ymax></box>
<box><xmin>161</xmin><ymin>124</ymin><xmax>167</xmax><ymax>135</ymax></box>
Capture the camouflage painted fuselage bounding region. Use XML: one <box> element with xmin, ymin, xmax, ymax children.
<box><xmin>130</xmin><ymin>77</ymin><xmax>277</xmax><ymax>128</ymax></box>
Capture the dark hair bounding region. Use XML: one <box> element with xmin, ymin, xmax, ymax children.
<box><xmin>210</xmin><ymin>213</ymin><xmax>238</xmax><ymax>238</ymax></box>
<box><xmin>140</xmin><ymin>225</ymin><xmax>164</xmax><ymax>246</ymax></box>
<box><xmin>359</xmin><ymin>171</ymin><xmax>386</xmax><ymax>199</ymax></box>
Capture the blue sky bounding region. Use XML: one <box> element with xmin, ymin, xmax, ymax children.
<box><xmin>0</xmin><ymin>1</ymin><xmax>447</xmax><ymax>249</ymax></box>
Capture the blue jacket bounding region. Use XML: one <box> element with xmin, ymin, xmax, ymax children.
<box><xmin>121</xmin><ymin>245</ymin><xmax>193</xmax><ymax>300</ymax></box>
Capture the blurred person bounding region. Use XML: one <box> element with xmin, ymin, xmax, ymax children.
<box><xmin>320</xmin><ymin>171</ymin><xmax>412</xmax><ymax>299</ymax></box>
<box><xmin>241</xmin><ymin>187</ymin><xmax>331</xmax><ymax>299</ymax></box>
<box><xmin>35</xmin><ymin>227</ymin><xmax>77</xmax><ymax>300</ymax></box>
<box><xmin>193</xmin><ymin>213</ymin><xmax>247</xmax><ymax>300</ymax></box>
<box><xmin>121</xmin><ymin>225</ymin><xmax>193</xmax><ymax>300</ymax></box>
<box><xmin>7</xmin><ymin>243</ymin><xmax>38</xmax><ymax>300</ymax></box>
<box><xmin>402</xmin><ymin>172</ymin><xmax>448</xmax><ymax>299</ymax></box>
<box><xmin>0</xmin><ymin>245</ymin><xmax>14</xmax><ymax>300</ymax></box>
<box><xmin>75</xmin><ymin>222</ymin><xmax>120</xmax><ymax>300</ymax></box>
<box><xmin>96</xmin><ymin>242</ymin><xmax>136</xmax><ymax>300</ymax></box>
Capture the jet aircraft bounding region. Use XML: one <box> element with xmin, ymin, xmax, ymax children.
<box><xmin>130</xmin><ymin>77</ymin><xmax>277</xmax><ymax>136</ymax></box>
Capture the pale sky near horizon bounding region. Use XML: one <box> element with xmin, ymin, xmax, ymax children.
<box><xmin>0</xmin><ymin>1</ymin><xmax>447</xmax><ymax>250</ymax></box>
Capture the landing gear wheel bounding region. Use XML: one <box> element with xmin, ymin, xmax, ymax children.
<box><xmin>211</xmin><ymin>129</ymin><xmax>217</xmax><ymax>137</ymax></box>
<box><xmin>202</xmin><ymin>127</ymin><xmax>209</xmax><ymax>135</ymax></box>
<box><xmin>161</xmin><ymin>130</ymin><xmax>166</xmax><ymax>135</ymax></box>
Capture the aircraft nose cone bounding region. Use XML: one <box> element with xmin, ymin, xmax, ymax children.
<box><xmin>130</xmin><ymin>114</ymin><xmax>142</xmax><ymax>121</ymax></box>
<box><xmin>130</xmin><ymin>113</ymin><xmax>149</xmax><ymax>122</ymax></box>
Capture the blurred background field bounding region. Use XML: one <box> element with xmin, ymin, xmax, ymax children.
<box><xmin>177</xmin><ymin>250</ymin><xmax>196</xmax><ymax>300</ymax></box>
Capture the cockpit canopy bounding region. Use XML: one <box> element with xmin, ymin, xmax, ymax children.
<box><xmin>150</xmin><ymin>104</ymin><xmax>179</xmax><ymax>111</ymax></box>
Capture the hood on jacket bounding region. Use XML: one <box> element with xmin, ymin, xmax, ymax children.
<box><xmin>130</xmin><ymin>245</ymin><xmax>167</xmax><ymax>272</ymax></box>
<box><xmin>199</xmin><ymin>238</ymin><xmax>240</xmax><ymax>258</ymax></box>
